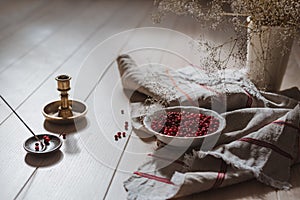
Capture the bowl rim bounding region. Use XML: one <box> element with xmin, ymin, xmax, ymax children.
<box><xmin>143</xmin><ymin>106</ymin><xmax>226</xmax><ymax>140</ymax></box>
<box><xmin>23</xmin><ymin>133</ymin><xmax>62</xmax><ymax>154</ymax></box>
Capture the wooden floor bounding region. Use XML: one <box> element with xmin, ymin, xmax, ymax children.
<box><xmin>0</xmin><ymin>0</ymin><xmax>299</xmax><ymax>199</ymax></box>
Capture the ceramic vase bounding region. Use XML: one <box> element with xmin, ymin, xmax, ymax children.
<box><xmin>246</xmin><ymin>21</ymin><xmax>294</xmax><ymax>91</ymax></box>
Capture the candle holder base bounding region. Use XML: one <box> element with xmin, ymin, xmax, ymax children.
<box><xmin>43</xmin><ymin>100</ymin><xmax>87</xmax><ymax>124</ymax></box>
<box><xmin>42</xmin><ymin>74</ymin><xmax>88</xmax><ymax>124</ymax></box>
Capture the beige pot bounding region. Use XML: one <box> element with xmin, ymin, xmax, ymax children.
<box><xmin>246</xmin><ymin>21</ymin><xmax>294</xmax><ymax>91</ymax></box>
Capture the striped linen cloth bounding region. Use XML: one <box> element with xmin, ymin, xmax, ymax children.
<box><xmin>117</xmin><ymin>55</ymin><xmax>300</xmax><ymax>199</ymax></box>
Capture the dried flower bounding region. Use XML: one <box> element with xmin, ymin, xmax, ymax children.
<box><xmin>154</xmin><ymin>0</ymin><xmax>299</xmax><ymax>30</ymax></box>
<box><xmin>153</xmin><ymin>0</ymin><xmax>299</xmax><ymax>71</ymax></box>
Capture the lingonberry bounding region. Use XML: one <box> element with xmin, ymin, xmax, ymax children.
<box><xmin>151</xmin><ymin>110</ymin><xmax>219</xmax><ymax>137</ymax></box>
<box><xmin>44</xmin><ymin>136</ymin><xmax>50</xmax><ymax>143</ymax></box>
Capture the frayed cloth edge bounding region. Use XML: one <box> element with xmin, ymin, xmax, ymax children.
<box><xmin>184</xmin><ymin>150</ymin><xmax>292</xmax><ymax>190</ymax></box>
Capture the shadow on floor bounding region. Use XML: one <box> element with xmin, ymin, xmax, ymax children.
<box><xmin>25</xmin><ymin>150</ymin><xmax>63</xmax><ymax>168</ymax></box>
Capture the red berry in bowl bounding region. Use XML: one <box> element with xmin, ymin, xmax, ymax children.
<box><xmin>44</xmin><ymin>137</ymin><xmax>50</xmax><ymax>143</ymax></box>
<box><xmin>150</xmin><ymin>110</ymin><xmax>219</xmax><ymax>137</ymax></box>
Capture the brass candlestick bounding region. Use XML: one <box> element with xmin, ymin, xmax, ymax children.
<box><xmin>43</xmin><ymin>74</ymin><xmax>88</xmax><ymax>124</ymax></box>
<box><xmin>56</xmin><ymin>75</ymin><xmax>73</xmax><ymax>118</ymax></box>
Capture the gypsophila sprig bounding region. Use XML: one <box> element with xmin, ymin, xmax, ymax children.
<box><xmin>153</xmin><ymin>0</ymin><xmax>231</xmax><ymax>29</ymax></box>
<box><xmin>153</xmin><ymin>0</ymin><xmax>299</xmax><ymax>71</ymax></box>
<box><xmin>154</xmin><ymin>0</ymin><xmax>299</xmax><ymax>32</ymax></box>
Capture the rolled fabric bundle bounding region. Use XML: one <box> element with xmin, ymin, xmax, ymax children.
<box><xmin>117</xmin><ymin>54</ymin><xmax>181</xmax><ymax>105</ymax></box>
<box><xmin>116</xmin><ymin>54</ymin><xmax>299</xmax><ymax>111</ymax></box>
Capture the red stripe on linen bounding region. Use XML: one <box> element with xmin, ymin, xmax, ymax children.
<box><xmin>212</xmin><ymin>160</ymin><xmax>227</xmax><ymax>189</ymax></box>
<box><xmin>272</xmin><ymin>120</ymin><xmax>300</xmax><ymax>133</ymax></box>
<box><xmin>239</xmin><ymin>137</ymin><xmax>293</xmax><ymax>160</ymax></box>
<box><xmin>166</xmin><ymin>68</ymin><xmax>197</xmax><ymax>106</ymax></box>
<box><xmin>242</xmin><ymin>88</ymin><xmax>253</xmax><ymax>108</ymax></box>
<box><xmin>133</xmin><ymin>171</ymin><xmax>174</xmax><ymax>185</ymax></box>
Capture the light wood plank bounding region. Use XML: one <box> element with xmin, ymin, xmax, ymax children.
<box><xmin>0</xmin><ymin>1</ymin><xmax>298</xmax><ymax>199</ymax></box>
<box><xmin>0</xmin><ymin>96</ymin><xmax>11</xmax><ymax>123</ymax></box>
<box><xmin>0</xmin><ymin>0</ymin><xmax>54</xmax><ymax>42</ymax></box>
<box><xmin>104</xmin><ymin>14</ymin><xmax>198</xmax><ymax>200</ymax></box>
<box><xmin>104</xmin><ymin>129</ymin><xmax>157</xmax><ymax>199</ymax></box>
<box><xmin>0</xmin><ymin>0</ymin><xmax>125</xmax><ymax>124</ymax></box>
<box><xmin>0</xmin><ymin>106</ymin><xmax>40</xmax><ymax>200</ymax></box>
<box><xmin>0</xmin><ymin>0</ymin><xmax>133</xmax><ymax>199</ymax></box>
<box><xmin>159</xmin><ymin>15</ymin><xmax>201</xmax><ymax>69</ymax></box>
<box><xmin>0</xmin><ymin>1</ymin><xmax>156</xmax><ymax>199</ymax></box>
<box><xmin>0</xmin><ymin>0</ymin><xmax>47</xmax><ymax>31</ymax></box>
<box><xmin>17</xmin><ymin>2</ymin><xmax>154</xmax><ymax>198</ymax></box>
<box><xmin>0</xmin><ymin>0</ymin><xmax>91</xmax><ymax>73</ymax></box>
<box><xmin>17</xmin><ymin>97</ymin><xmax>125</xmax><ymax>200</ymax></box>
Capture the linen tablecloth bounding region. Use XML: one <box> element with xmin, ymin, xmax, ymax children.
<box><xmin>117</xmin><ymin>54</ymin><xmax>300</xmax><ymax>199</ymax></box>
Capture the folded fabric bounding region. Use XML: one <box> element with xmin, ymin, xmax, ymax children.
<box><xmin>117</xmin><ymin>55</ymin><xmax>299</xmax><ymax>111</ymax></box>
<box><xmin>117</xmin><ymin>55</ymin><xmax>300</xmax><ymax>199</ymax></box>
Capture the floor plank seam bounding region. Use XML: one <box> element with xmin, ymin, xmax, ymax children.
<box><xmin>2</xmin><ymin>1</ymin><xmax>133</xmax><ymax>198</ymax></box>
<box><xmin>0</xmin><ymin>0</ymin><xmax>126</xmax><ymax>126</ymax></box>
<box><xmin>103</xmin><ymin>131</ymin><xmax>133</xmax><ymax>200</ymax></box>
<box><xmin>102</xmin><ymin>13</ymin><xmax>184</xmax><ymax>199</ymax></box>
<box><xmin>0</xmin><ymin>0</ymin><xmax>93</xmax><ymax>74</ymax></box>
<box><xmin>13</xmin><ymin>167</ymin><xmax>39</xmax><ymax>200</ymax></box>
<box><xmin>0</xmin><ymin>0</ymin><xmax>50</xmax><ymax>41</ymax></box>
<box><xmin>101</xmin><ymin>3</ymin><xmax>158</xmax><ymax>199</ymax></box>
<box><xmin>84</xmin><ymin>0</ymin><xmax>152</xmax><ymax>102</ymax></box>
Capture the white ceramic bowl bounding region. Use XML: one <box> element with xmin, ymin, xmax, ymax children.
<box><xmin>143</xmin><ymin>106</ymin><xmax>226</xmax><ymax>148</ymax></box>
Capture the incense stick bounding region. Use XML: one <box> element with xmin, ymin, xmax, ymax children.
<box><xmin>0</xmin><ymin>95</ymin><xmax>44</xmax><ymax>149</ymax></box>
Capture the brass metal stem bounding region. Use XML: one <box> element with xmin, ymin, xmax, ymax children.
<box><xmin>55</xmin><ymin>75</ymin><xmax>73</xmax><ymax>118</ymax></box>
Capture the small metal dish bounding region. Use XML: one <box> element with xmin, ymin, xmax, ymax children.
<box><xmin>43</xmin><ymin>100</ymin><xmax>87</xmax><ymax>124</ymax></box>
<box><xmin>24</xmin><ymin>134</ymin><xmax>62</xmax><ymax>154</ymax></box>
